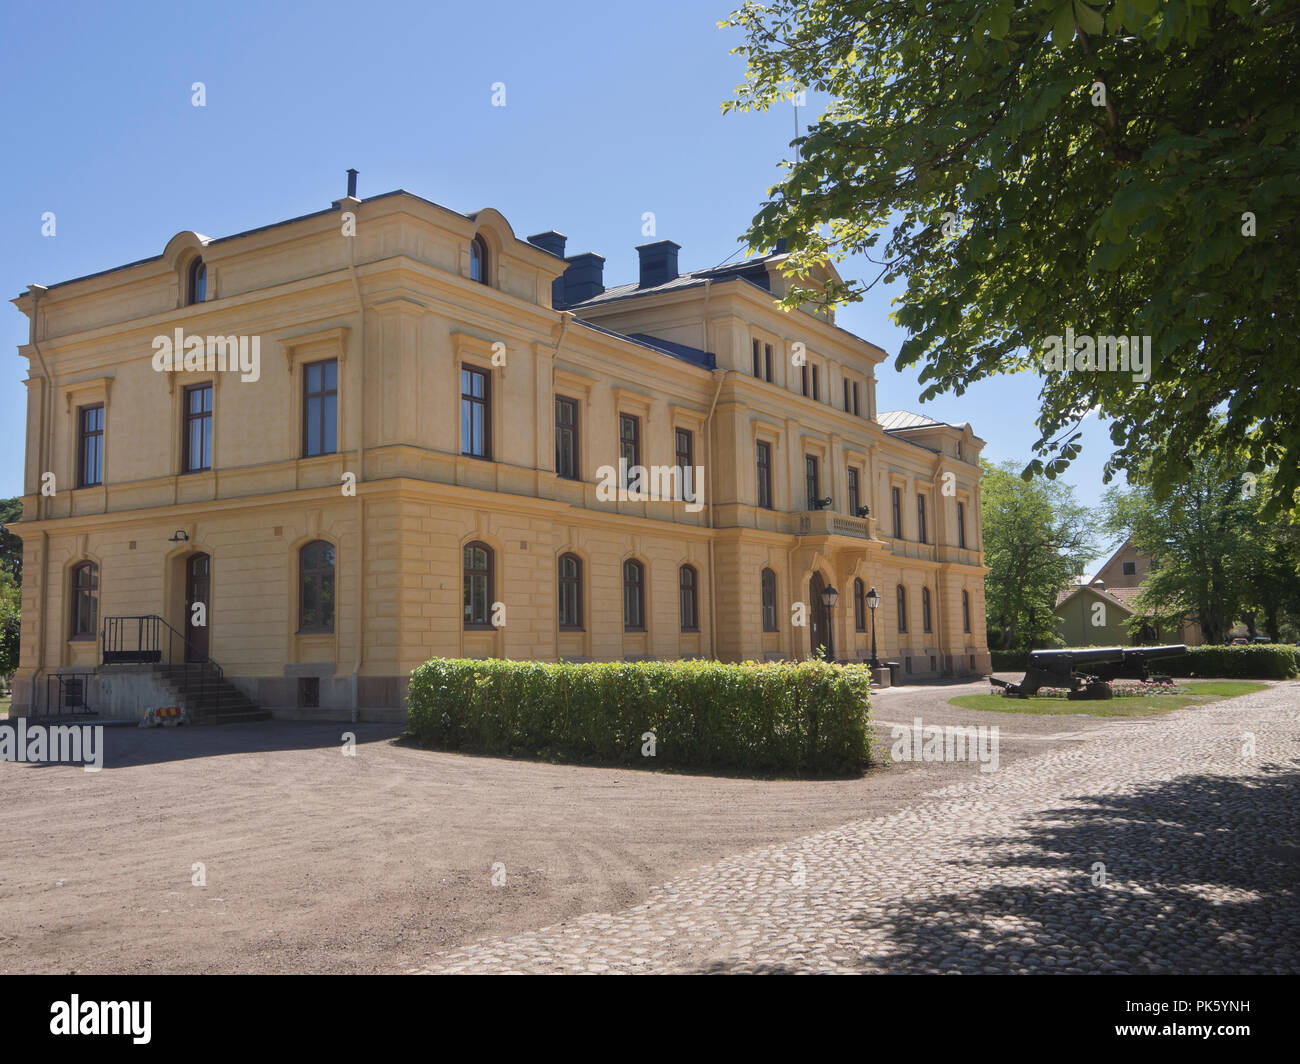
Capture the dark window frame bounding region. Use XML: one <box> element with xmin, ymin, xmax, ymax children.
<box><xmin>752</xmin><ymin>338</ymin><xmax>762</xmax><ymax>377</ymax></box>
<box><xmin>470</xmin><ymin>235</ymin><xmax>489</xmax><ymax>285</ymax></box>
<box><xmin>922</xmin><ymin>586</ymin><xmax>933</xmax><ymax>634</ymax></box>
<box><xmin>70</xmin><ymin>561</ymin><xmax>99</xmax><ymax>640</ymax></box>
<box><xmin>298</xmin><ymin>539</ymin><xmax>336</xmax><ymax>634</ymax></box>
<box><xmin>854</xmin><ymin>578</ymin><xmax>866</xmax><ymax>632</ymax></box>
<box><xmin>805</xmin><ymin>455</ymin><xmax>820</xmax><ymax>511</ymax></box>
<box><xmin>957</xmin><ymin>501</ymin><xmax>968</xmax><ymax>549</ymax></box>
<box><xmin>182</xmin><ymin>382</ymin><xmax>213</xmax><ymax>474</ymax></box>
<box><xmin>756</xmin><ymin>441</ymin><xmax>773</xmax><ymax>510</ymax></box>
<box><xmin>962</xmin><ymin>589</ymin><xmax>972</xmax><ymax>633</ymax></box>
<box><xmin>463</xmin><ymin>541</ymin><xmax>494</xmax><ymax>630</ymax></box>
<box><xmin>555</xmin><ymin>395</ymin><xmax>579</xmax><ymax>480</ymax></box>
<box><xmin>761</xmin><ymin>568</ymin><xmax>778</xmax><ymax>632</ymax></box>
<box><xmin>897</xmin><ymin>584</ymin><xmax>908</xmax><ymax>633</ymax></box>
<box><xmin>764</xmin><ymin>344</ymin><xmax>773</xmax><ymax>382</ymax></box>
<box><xmin>675</xmin><ymin>427</ymin><xmax>694</xmax><ymax>501</ymax></box>
<box><xmin>917</xmin><ymin>494</ymin><xmax>928</xmax><ymax>544</ymax></box>
<box><xmin>891</xmin><ymin>486</ymin><xmax>903</xmax><ymax>538</ymax></box>
<box><xmin>187</xmin><ymin>257</ymin><xmax>206</xmax><ymax>304</ymax></box>
<box><xmin>297</xmin><ymin>676</ymin><xmax>320</xmax><ymax>708</ymax></box>
<box><xmin>302</xmin><ymin>358</ymin><xmax>338</xmax><ymax>458</ymax></box>
<box><xmin>623</xmin><ymin>559</ymin><xmax>646</xmax><ymax>632</ymax></box>
<box><xmin>678</xmin><ymin>564</ymin><xmax>699</xmax><ymax>632</ymax></box>
<box><xmin>847</xmin><ymin>467</ymin><xmax>860</xmax><ymax>517</ymax></box>
<box><xmin>461</xmin><ymin>364</ymin><xmax>492</xmax><ymax>460</ymax></box>
<box><xmin>619</xmin><ymin>413</ymin><xmax>641</xmax><ymax>478</ymax></box>
<box><xmin>77</xmin><ymin>403</ymin><xmax>104</xmax><ymax>488</ymax></box>
<box><xmin>558</xmin><ymin>552</ymin><xmax>583</xmax><ymax>630</ymax></box>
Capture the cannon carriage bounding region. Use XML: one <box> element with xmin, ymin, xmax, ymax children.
<box><xmin>990</xmin><ymin>645</ymin><xmax>1185</xmax><ymax>700</ymax></box>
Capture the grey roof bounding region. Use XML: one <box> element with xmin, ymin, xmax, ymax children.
<box><xmin>876</xmin><ymin>410</ymin><xmax>947</xmax><ymax>431</ymax></box>
<box><xmin>570</xmin><ymin>319</ymin><xmax>715</xmax><ymax>371</ymax></box>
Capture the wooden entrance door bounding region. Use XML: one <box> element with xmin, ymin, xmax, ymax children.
<box><xmin>185</xmin><ymin>553</ymin><xmax>211</xmax><ymax>662</ymax></box>
<box><xmin>809</xmin><ymin>573</ymin><xmax>830</xmax><ymax>659</ymax></box>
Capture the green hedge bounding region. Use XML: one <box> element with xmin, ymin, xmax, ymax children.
<box><xmin>989</xmin><ymin>650</ymin><xmax>1028</xmax><ymax>673</ymax></box>
<box><xmin>406</xmin><ymin>657</ymin><xmax>873</xmax><ymax>776</ymax></box>
<box><xmin>1161</xmin><ymin>644</ymin><xmax>1298</xmax><ymax>679</ymax></box>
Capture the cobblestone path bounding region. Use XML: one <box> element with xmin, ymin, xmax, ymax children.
<box><xmin>413</xmin><ymin>685</ymin><xmax>1300</xmax><ymax>974</ymax></box>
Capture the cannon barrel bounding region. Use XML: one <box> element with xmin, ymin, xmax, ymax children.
<box><xmin>1122</xmin><ymin>644</ymin><xmax>1186</xmax><ymax>660</ymax></box>
<box><xmin>1028</xmin><ymin>646</ymin><xmax>1125</xmax><ymax>666</ymax></box>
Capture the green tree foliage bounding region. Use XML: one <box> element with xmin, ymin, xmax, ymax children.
<box><xmin>0</xmin><ymin>498</ymin><xmax>21</xmax><ymax>582</ymax></box>
<box><xmin>722</xmin><ymin>0</ymin><xmax>1300</xmax><ymax>509</ymax></box>
<box><xmin>0</xmin><ymin>566</ymin><xmax>19</xmax><ymax>678</ymax></box>
<box><xmin>0</xmin><ymin>499</ymin><xmax>20</xmax><ymax>677</ymax></box>
<box><xmin>1105</xmin><ymin>456</ymin><xmax>1300</xmax><ymax>643</ymax></box>
<box><xmin>980</xmin><ymin>460</ymin><xmax>1097</xmax><ymax>649</ymax></box>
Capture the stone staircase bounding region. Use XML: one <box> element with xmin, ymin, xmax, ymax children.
<box><xmin>152</xmin><ymin>663</ymin><xmax>270</xmax><ymax>725</ymax></box>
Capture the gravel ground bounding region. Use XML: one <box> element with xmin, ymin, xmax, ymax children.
<box><xmin>2</xmin><ymin>678</ymin><xmax>1294</xmax><ymax>974</ymax></box>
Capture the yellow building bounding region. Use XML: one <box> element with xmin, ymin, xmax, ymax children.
<box><xmin>7</xmin><ymin>184</ymin><xmax>990</xmax><ymax>721</ymax></box>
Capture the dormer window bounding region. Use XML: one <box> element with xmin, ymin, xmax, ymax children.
<box><xmin>470</xmin><ymin>235</ymin><xmax>489</xmax><ymax>285</ymax></box>
<box><xmin>187</xmin><ymin>257</ymin><xmax>207</xmax><ymax>304</ymax></box>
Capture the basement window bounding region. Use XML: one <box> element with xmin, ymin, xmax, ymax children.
<box><xmin>298</xmin><ymin>677</ymin><xmax>320</xmax><ymax>709</ymax></box>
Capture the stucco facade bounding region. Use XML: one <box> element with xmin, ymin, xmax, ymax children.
<box><xmin>8</xmin><ymin>187</ymin><xmax>990</xmax><ymax>718</ymax></box>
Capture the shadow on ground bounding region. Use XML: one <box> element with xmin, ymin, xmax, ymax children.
<box><xmin>697</xmin><ymin>766</ymin><xmax>1300</xmax><ymax>974</ymax></box>
<box><xmin>1</xmin><ymin>720</ymin><xmax>405</xmax><ymax>769</ymax></box>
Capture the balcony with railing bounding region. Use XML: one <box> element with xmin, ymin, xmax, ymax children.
<box><xmin>794</xmin><ymin>510</ymin><xmax>872</xmax><ymax>539</ymax></box>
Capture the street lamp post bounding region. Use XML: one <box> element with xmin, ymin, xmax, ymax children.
<box><xmin>866</xmin><ymin>585</ymin><xmax>881</xmax><ymax>673</ymax></box>
<box><xmin>819</xmin><ymin>584</ymin><xmax>839</xmax><ymax>661</ymax></box>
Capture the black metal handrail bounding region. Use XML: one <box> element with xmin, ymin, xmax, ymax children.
<box><xmin>42</xmin><ymin>672</ymin><xmax>98</xmax><ymax>717</ymax></box>
<box><xmin>101</xmin><ymin>614</ymin><xmax>225</xmax><ymax>710</ymax></box>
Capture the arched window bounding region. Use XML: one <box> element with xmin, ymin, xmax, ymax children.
<box><xmin>299</xmin><ymin>541</ymin><xmax>335</xmax><ymax>633</ymax></box>
<box><xmin>558</xmin><ymin>553</ymin><xmax>583</xmax><ymax>630</ymax></box>
<box><xmin>962</xmin><ymin>589</ymin><xmax>972</xmax><ymax>634</ymax></box>
<box><xmin>187</xmin><ymin>257</ymin><xmax>207</xmax><ymax>304</ymax></box>
<box><xmin>922</xmin><ymin>587</ymin><xmax>933</xmax><ymax>634</ymax></box>
<box><xmin>854</xmin><ymin>578</ymin><xmax>866</xmax><ymax>632</ymax></box>
<box><xmin>70</xmin><ymin>561</ymin><xmax>99</xmax><ymax>639</ymax></box>
<box><xmin>679</xmin><ymin>565</ymin><xmax>699</xmax><ymax>632</ymax></box>
<box><xmin>464</xmin><ymin>541</ymin><xmax>494</xmax><ymax>629</ymax></box>
<box><xmin>896</xmin><ymin>584</ymin><xmax>908</xmax><ymax>634</ymax></box>
<box><xmin>623</xmin><ymin>559</ymin><xmax>645</xmax><ymax>631</ymax></box>
<box><xmin>761</xmin><ymin>568</ymin><xmax>778</xmax><ymax>632</ymax></box>
<box><xmin>470</xmin><ymin>235</ymin><xmax>489</xmax><ymax>285</ymax></box>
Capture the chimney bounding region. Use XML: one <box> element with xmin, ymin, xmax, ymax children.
<box><xmin>526</xmin><ymin>231</ymin><xmax>567</xmax><ymax>258</ymax></box>
<box><xmin>558</xmin><ymin>252</ymin><xmax>605</xmax><ymax>306</ymax></box>
<box><xmin>635</xmin><ymin>240</ymin><xmax>680</xmax><ymax>289</ymax></box>
<box><xmin>346</xmin><ymin>168</ymin><xmax>358</xmax><ymax>198</ymax></box>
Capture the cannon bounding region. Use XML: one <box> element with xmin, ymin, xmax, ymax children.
<box><xmin>990</xmin><ymin>645</ymin><xmax>1185</xmax><ymax>699</ymax></box>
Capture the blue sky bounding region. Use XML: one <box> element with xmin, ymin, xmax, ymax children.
<box><xmin>0</xmin><ymin>0</ymin><xmax>1121</xmax><ymax>569</ymax></box>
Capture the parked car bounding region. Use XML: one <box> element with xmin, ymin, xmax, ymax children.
<box><xmin>1252</xmin><ymin>636</ymin><xmax>1273</xmax><ymax>644</ymax></box>
<box><xmin>1231</xmin><ymin>637</ymin><xmax>1250</xmax><ymax>645</ymax></box>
